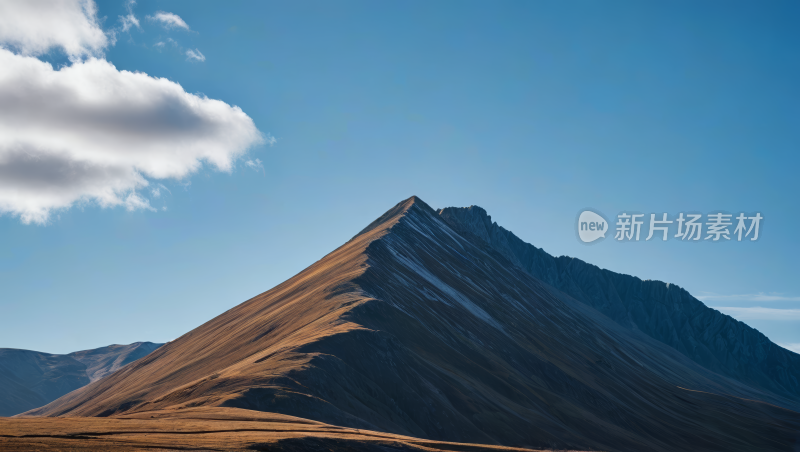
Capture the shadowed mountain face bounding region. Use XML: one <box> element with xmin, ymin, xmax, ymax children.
<box><xmin>437</xmin><ymin>205</ymin><xmax>800</xmax><ymax>404</ymax></box>
<box><xmin>24</xmin><ymin>197</ymin><xmax>800</xmax><ymax>451</ymax></box>
<box><xmin>0</xmin><ymin>342</ymin><xmax>162</xmax><ymax>416</ymax></box>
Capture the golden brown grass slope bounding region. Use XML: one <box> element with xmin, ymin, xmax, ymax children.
<box><xmin>1</xmin><ymin>406</ymin><xmax>570</xmax><ymax>451</ymax></box>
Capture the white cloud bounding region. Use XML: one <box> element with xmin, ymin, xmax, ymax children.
<box><xmin>119</xmin><ymin>15</ymin><xmax>140</xmax><ymax>33</ymax></box>
<box><xmin>0</xmin><ymin>49</ymin><xmax>263</xmax><ymax>223</ymax></box>
<box><xmin>245</xmin><ymin>158</ymin><xmax>265</xmax><ymax>175</ymax></box>
<box><xmin>123</xmin><ymin>192</ymin><xmax>155</xmax><ymax>212</ymax></box>
<box><xmin>0</xmin><ymin>0</ymin><xmax>109</xmax><ymax>60</ymax></box>
<box><xmin>148</xmin><ymin>11</ymin><xmax>190</xmax><ymax>30</ymax></box>
<box><xmin>697</xmin><ymin>292</ymin><xmax>800</xmax><ymax>302</ymax></box>
<box><xmin>0</xmin><ymin>1</ymin><xmax>265</xmax><ymax>224</ymax></box>
<box><xmin>779</xmin><ymin>343</ymin><xmax>800</xmax><ymax>354</ymax></box>
<box><xmin>186</xmin><ymin>48</ymin><xmax>205</xmax><ymax>62</ymax></box>
<box><xmin>119</xmin><ymin>1</ymin><xmax>141</xmax><ymax>33</ymax></box>
<box><xmin>154</xmin><ymin>39</ymin><xmax>179</xmax><ymax>51</ymax></box>
<box><xmin>150</xmin><ymin>183</ymin><xmax>171</xmax><ymax>199</ymax></box>
<box><xmin>711</xmin><ymin>306</ymin><xmax>800</xmax><ymax>321</ymax></box>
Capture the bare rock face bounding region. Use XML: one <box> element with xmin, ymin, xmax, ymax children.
<box><xmin>437</xmin><ymin>205</ymin><xmax>800</xmax><ymax>403</ymax></box>
<box><xmin>23</xmin><ymin>197</ymin><xmax>800</xmax><ymax>451</ymax></box>
<box><xmin>0</xmin><ymin>342</ymin><xmax>162</xmax><ymax>416</ymax></box>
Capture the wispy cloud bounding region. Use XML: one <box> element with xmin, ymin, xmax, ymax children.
<box><xmin>697</xmin><ymin>292</ymin><xmax>800</xmax><ymax>302</ymax></box>
<box><xmin>155</xmin><ymin>37</ymin><xmax>179</xmax><ymax>50</ymax></box>
<box><xmin>245</xmin><ymin>158</ymin><xmax>265</xmax><ymax>175</ymax></box>
<box><xmin>710</xmin><ymin>306</ymin><xmax>800</xmax><ymax>321</ymax></box>
<box><xmin>186</xmin><ymin>48</ymin><xmax>205</xmax><ymax>62</ymax></box>
<box><xmin>151</xmin><ymin>183</ymin><xmax>171</xmax><ymax>199</ymax></box>
<box><xmin>147</xmin><ymin>11</ymin><xmax>189</xmax><ymax>30</ymax></box>
<box><xmin>118</xmin><ymin>0</ymin><xmax>140</xmax><ymax>33</ymax></box>
<box><xmin>124</xmin><ymin>192</ymin><xmax>155</xmax><ymax>212</ymax></box>
<box><xmin>779</xmin><ymin>343</ymin><xmax>800</xmax><ymax>354</ymax></box>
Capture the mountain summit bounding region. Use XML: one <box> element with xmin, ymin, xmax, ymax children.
<box><xmin>25</xmin><ymin>197</ymin><xmax>800</xmax><ymax>451</ymax></box>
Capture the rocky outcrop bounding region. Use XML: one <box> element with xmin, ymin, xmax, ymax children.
<box><xmin>438</xmin><ymin>205</ymin><xmax>800</xmax><ymax>404</ymax></box>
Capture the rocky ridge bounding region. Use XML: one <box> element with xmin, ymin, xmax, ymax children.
<box><xmin>437</xmin><ymin>205</ymin><xmax>800</xmax><ymax>405</ymax></box>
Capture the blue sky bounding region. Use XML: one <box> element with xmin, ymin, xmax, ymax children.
<box><xmin>1</xmin><ymin>0</ymin><xmax>798</xmax><ymax>354</ymax></box>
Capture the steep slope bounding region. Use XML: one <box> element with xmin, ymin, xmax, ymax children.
<box><xmin>0</xmin><ymin>342</ymin><xmax>162</xmax><ymax>416</ymax></box>
<box><xmin>437</xmin><ymin>205</ymin><xmax>800</xmax><ymax>405</ymax></box>
<box><xmin>25</xmin><ymin>197</ymin><xmax>800</xmax><ymax>451</ymax></box>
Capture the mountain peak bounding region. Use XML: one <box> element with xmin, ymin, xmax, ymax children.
<box><xmin>400</xmin><ymin>195</ymin><xmax>436</xmax><ymax>214</ymax></box>
<box><xmin>352</xmin><ymin>195</ymin><xmax>435</xmax><ymax>240</ymax></box>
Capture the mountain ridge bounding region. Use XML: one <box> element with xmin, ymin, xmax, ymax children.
<box><xmin>0</xmin><ymin>342</ymin><xmax>162</xmax><ymax>416</ymax></box>
<box><xmin>437</xmin><ymin>205</ymin><xmax>800</xmax><ymax>404</ymax></box>
<box><xmin>21</xmin><ymin>197</ymin><xmax>800</xmax><ymax>451</ymax></box>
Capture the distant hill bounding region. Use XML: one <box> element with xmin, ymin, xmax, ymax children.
<box><xmin>0</xmin><ymin>342</ymin><xmax>162</xmax><ymax>416</ymax></box>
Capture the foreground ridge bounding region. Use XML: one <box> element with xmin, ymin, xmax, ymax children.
<box><xmin>0</xmin><ymin>406</ymin><xmax>577</xmax><ymax>451</ymax></box>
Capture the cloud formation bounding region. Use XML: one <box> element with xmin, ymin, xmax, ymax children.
<box><xmin>186</xmin><ymin>48</ymin><xmax>205</xmax><ymax>62</ymax></box>
<box><xmin>711</xmin><ymin>306</ymin><xmax>800</xmax><ymax>321</ymax></box>
<box><xmin>245</xmin><ymin>158</ymin><xmax>265</xmax><ymax>175</ymax></box>
<box><xmin>0</xmin><ymin>1</ymin><xmax>266</xmax><ymax>224</ymax></box>
<box><xmin>0</xmin><ymin>0</ymin><xmax>108</xmax><ymax>60</ymax></box>
<box><xmin>779</xmin><ymin>343</ymin><xmax>800</xmax><ymax>354</ymax></box>
<box><xmin>697</xmin><ymin>292</ymin><xmax>800</xmax><ymax>302</ymax></box>
<box><xmin>148</xmin><ymin>11</ymin><xmax>190</xmax><ymax>30</ymax></box>
<box><xmin>119</xmin><ymin>1</ymin><xmax>141</xmax><ymax>33</ymax></box>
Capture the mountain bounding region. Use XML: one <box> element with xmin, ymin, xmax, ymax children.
<box><xmin>0</xmin><ymin>342</ymin><xmax>162</xmax><ymax>416</ymax></box>
<box><xmin>438</xmin><ymin>205</ymin><xmax>800</xmax><ymax>404</ymax></box>
<box><xmin>67</xmin><ymin>342</ymin><xmax>163</xmax><ymax>383</ymax></box>
<box><xmin>22</xmin><ymin>197</ymin><xmax>800</xmax><ymax>451</ymax></box>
